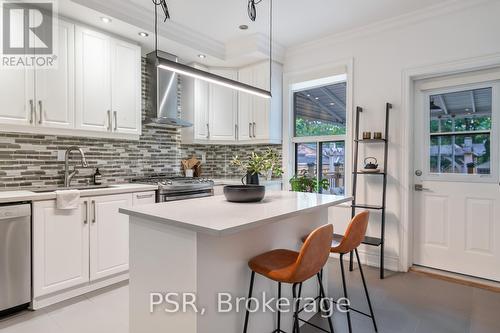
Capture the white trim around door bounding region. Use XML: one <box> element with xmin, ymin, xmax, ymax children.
<box><xmin>400</xmin><ymin>53</ymin><xmax>500</xmax><ymax>272</ymax></box>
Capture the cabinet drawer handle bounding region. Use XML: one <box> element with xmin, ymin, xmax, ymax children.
<box><xmin>29</xmin><ymin>100</ymin><xmax>34</xmax><ymax>124</ymax></box>
<box><xmin>83</xmin><ymin>201</ymin><xmax>88</xmax><ymax>224</ymax></box>
<box><xmin>253</xmin><ymin>122</ymin><xmax>256</xmax><ymax>138</ymax></box>
<box><xmin>38</xmin><ymin>100</ymin><xmax>43</xmax><ymax>124</ymax></box>
<box><xmin>206</xmin><ymin>123</ymin><xmax>210</xmax><ymax>139</ymax></box>
<box><xmin>91</xmin><ymin>200</ymin><xmax>96</xmax><ymax>223</ymax></box>
<box><xmin>249</xmin><ymin>122</ymin><xmax>252</xmax><ymax>137</ymax></box>
<box><xmin>107</xmin><ymin>110</ymin><xmax>112</xmax><ymax>131</ymax></box>
<box><xmin>113</xmin><ymin>111</ymin><xmax>118</xmax><ymax>131</ymax></box>
<box><xmin>136</xmin><ymin>193</ymin><xmax>154</xmax><ymax>199</ymax></box>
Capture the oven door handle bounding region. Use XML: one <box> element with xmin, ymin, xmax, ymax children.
<box><xmin>162</xmin><ymin>192</ymin><xmax>213</xmax><ymax>202</ymax></box>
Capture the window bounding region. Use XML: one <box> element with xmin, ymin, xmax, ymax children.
<box><xmin>292</xmin><ymin>76</ymin><xmax>347</xmax><ymax>195</ymax></box>
<box><xmin>294</xmin><ymin>82</ymin><xmax>346</xmax><ymax>137</ymax></box>
<box><xmin>429</xmin><ymin>87</ymin><xmax>492</xmax><ymax>175</ymax></box>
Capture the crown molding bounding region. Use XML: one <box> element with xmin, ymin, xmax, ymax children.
<box><xmin>286</xmin><ymin>0</ymin><xmax>493</xmax><ymax>58</ymax></box>
<box><xmin>71</xmin><ymin>0</ymin><xmax>226</xmax><ymax>59</ymax></box>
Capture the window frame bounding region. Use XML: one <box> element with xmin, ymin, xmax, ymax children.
<box><xmin>289</xmin><ymin>74</ymin><xmax>351</xmax><ymax>194</ymax></box>
<box><xmin>420</xmin><ymin>81</ymin><xmax>499</xmax><ymax>183</ymax></box>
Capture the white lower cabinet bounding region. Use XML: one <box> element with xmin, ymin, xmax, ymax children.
<box><xmin>33</xmin><ymin>199</ymin><xmax>90</xmax><ymax>297</ymax></box>
<box><xmin>32</xmin><ymin>191</ymin><xmax>154</xmax><ymax>308</ymax></box>
<box><xmin>89</xmin><ymin>194</ymin><xmax>132</xmax><ymax>281</ymax></box>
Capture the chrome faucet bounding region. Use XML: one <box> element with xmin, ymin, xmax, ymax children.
<box><xmin>64</xmin><ymin>146</ymin><xmax>89</xmax><ymax>187</ymax></box>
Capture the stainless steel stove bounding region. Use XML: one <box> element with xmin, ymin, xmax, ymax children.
<box><xmin>131</xmin><ymin>176</ymin><xmax>214</xmax><ymax>202</ymax></box>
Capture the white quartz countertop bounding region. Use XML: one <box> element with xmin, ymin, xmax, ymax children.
<box><xmin>0</xmin><ymin>183</ymin><xmax>158</xmax><ymax>204</ymax></box>
<box><xmin>120</xmin><ymin>191</ymin><xmax>352</xmax><ymax>236</ymax></box>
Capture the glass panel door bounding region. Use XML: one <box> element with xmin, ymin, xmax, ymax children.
<box><xmin>424</xmin><ymin>84</ymin><xmax>498</xmax><ymax>182</ymax></box>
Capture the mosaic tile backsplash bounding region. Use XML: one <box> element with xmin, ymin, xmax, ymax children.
<box><xmin>0</xmin><ymin>59</ymin><xmax>281</xmax><ymax>189</ymax></box>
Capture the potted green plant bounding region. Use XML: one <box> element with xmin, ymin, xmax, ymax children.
<box><xmin>289</xmin><ymin>170</ymin><xmax>330</xmax><ymax>193</ymax></box>
<box><xmin>231</xmin><ymin>148</ymin><xmax>283</xmax><ymax>185</ymax></box>
<box><xmin>466</xmin><ymin>162</ymin><xmax>476</xmax><ymax>174</ymax></box>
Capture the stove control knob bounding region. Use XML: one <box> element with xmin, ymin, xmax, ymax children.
<box><xmin>167</xmin><ymin>181</ymin><xmax>173</xmax><ymax>185</ymax></box>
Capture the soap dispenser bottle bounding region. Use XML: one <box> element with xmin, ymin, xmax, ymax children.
<box><xmin>93</xmin><ymin>168</ymin><xmax>102</xmax><ymax>185</ymax></box>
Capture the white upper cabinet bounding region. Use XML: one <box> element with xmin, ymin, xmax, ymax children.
<box><xmin>36</xmin><ymin>19</ymin><xmax>75</xmax><ymax>129</ymax></box>
<box><xmin>209</xmin><ymin>68</ymin><xmax>238</xmax><ymax>141</ymax></box>
<box><xmin>238</xmin><ymin>61</ymin><xmax>282</xmax><ymax>144</ymax></box>
<box><xmin>0</xmin><ymin>68</ymin><xmax>34</xmax><ymax>126</ymax></box>
<box><xmin>75</xmin><ymin>27</ymin><xmax>141</xmax><ymax>136</ymax></box>
<box><xmin>111</xmin><ymin>39</ymin><xmax>141</xmax><ymax>135</ymax></box>
<box><xmin>75</xmin><ymin>27</ymin><xmax>112</xmax><ymax>132</ymax></box>
<box><xmin>0</xmin><ymin>18</ymin><xmax>141</xmax><ymax>139</ymax></box>
<box><xmin>0</xmin><ymin>9</ymin><xmax>33</xmax><ymax>126</ymax></box>
<box><xmin>237</xmin><ymin>66</ymin><xmax>254</xmax><ymax>142</ymax></box>
<box><xmin>181</xmin><ymin>62</ymin><xmax>282</xmax><ymax>145</ymax></box>
<box><xmin>181</xmin><ymin>64</ymin><xmax>210</xmax><ymax>143</ymax></box>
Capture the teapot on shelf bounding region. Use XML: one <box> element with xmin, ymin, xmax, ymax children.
<box><xmin>363</xmin><ymin>157</ymin><xmax>379</xmax><ymax>170</ymax></box>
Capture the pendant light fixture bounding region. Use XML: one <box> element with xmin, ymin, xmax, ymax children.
<box><xmin>151</xmin><ymin>0</ymin><xmax>273</xmax><ymax>99</ymax></box>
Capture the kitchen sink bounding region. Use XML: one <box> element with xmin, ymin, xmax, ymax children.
<box><xmin>30</xmin><ymin>185</ymin><xmax>110</xmax><ymax>193</ymax></box>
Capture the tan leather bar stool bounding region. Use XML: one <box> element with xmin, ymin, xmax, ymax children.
<box><xmin>243</xmin><ymin>224</ymin><xmax>335</xmax><ymax>333</ymax></box>
<box><xmin>329</xmin><ymin>211</ymin><xmax>378</xmax><ymax>333</ymax></box>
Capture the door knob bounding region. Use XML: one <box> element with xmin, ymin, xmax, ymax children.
<box><xmin>415</xmin><ymin>170</ymin><xmax>422</xmax><ymax>176</ymax></box>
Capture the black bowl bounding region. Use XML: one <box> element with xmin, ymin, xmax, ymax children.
<box><xmin>223</xmin><ymin>185</ymin><xmax>266</xmax><ymax>203</ymax></box>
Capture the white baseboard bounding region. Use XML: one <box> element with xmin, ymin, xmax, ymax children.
<box><xmin>31</xmin><ymin>273</ymin><xmax>129</xmax><ymax>310</ymax></box>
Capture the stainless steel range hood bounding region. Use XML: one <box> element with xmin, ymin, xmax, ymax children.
<box><xmin>146</xmin><ymin>51</ymin><xmax>193</xmax><ymax>127</ymax></box>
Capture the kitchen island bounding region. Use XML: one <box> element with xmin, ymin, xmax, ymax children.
<box><xmin>119</xmin><ymin>191</ymin><xmax>351</xmax><ymax>333</ymax></box>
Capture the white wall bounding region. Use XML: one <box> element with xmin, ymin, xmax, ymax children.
<box><xmin>283</xmin><ymin>0</ymin><xmax>500</xmax><ymax>271</ymax></box>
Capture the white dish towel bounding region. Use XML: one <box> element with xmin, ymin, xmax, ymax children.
<box><xmin>56</xmin><ymin>190</ymin><xmax>81</xmax><ymax>210</ymax></box>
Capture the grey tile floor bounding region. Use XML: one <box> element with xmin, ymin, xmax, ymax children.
<box><xmin>303</xmin><ymin>263</ymin><xmax>500</xmax><ymax>333</ymax></box>
<box><xmin>0</xmin><ymin>266</ymin><xmax>499</xmax><ymax>333</ymax></box>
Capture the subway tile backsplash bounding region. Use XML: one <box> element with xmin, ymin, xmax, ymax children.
<box><xmin>0</xmin><ymin>58</ymin><xmax>281</xmax><ymax>189</ymax></box>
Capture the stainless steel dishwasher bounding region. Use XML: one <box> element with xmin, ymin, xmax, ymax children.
<box><xmin>0</xmin><ymin>203</ymin><xmax>31</xmax><ymax>315</ymax></box>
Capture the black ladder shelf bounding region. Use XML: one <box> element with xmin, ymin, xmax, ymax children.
<box><xmin>337</xmin><ymin>103</ymin><xmax>391</xmax><ymax>279</ymax></box>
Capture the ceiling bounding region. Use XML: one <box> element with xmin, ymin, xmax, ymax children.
<box><xmin>431</xmin><ymin>88</ymin><xmax>492</xmax><ymax>119</ymax></box>
<box><xmin>62</xmin><ymin>0</ymin><xmax>452</xmax><ymax>65</ymax></box>
<box><xmin>295</xmin><ymin>82</ymin><xmax>347</xmax><ymax>124</ymax></box>
<box><xmin>149</xmin><ymin>0</ymin><xmax>449</xmax><ymax>47</ymax></box>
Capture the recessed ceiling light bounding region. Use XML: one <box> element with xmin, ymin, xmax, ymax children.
<box><xmin>138</xmin><ymin>32</ymin><xmax>149</xmax><ymax>37</ymax></box>
<box><xmin>330</xmin><ymin>103</ymin><xmax>335</xmax><ymax>106</ymax></box>
<box><xmin>315</xmin><ymin>97</ymin><xmax>319</xmax><ymax>100</ymax></box>
<box><xmin>239</xmin><ymin>24</ymin><xmax>249</xmax><ymax>30</ymax></box>
<box><xmin>306</xmin><ymin>94</ymin><xmax>311</xmax><ymax>97</ymax></box>
<box><xmin>101</xmin><ymin>17</ymin><xmax>112</xmax><ymax>24</ymax></box>
<box><xmin>198</xmin><ymin>54</ymin><xmax>207</xmax><ymax>59</ymax></box>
